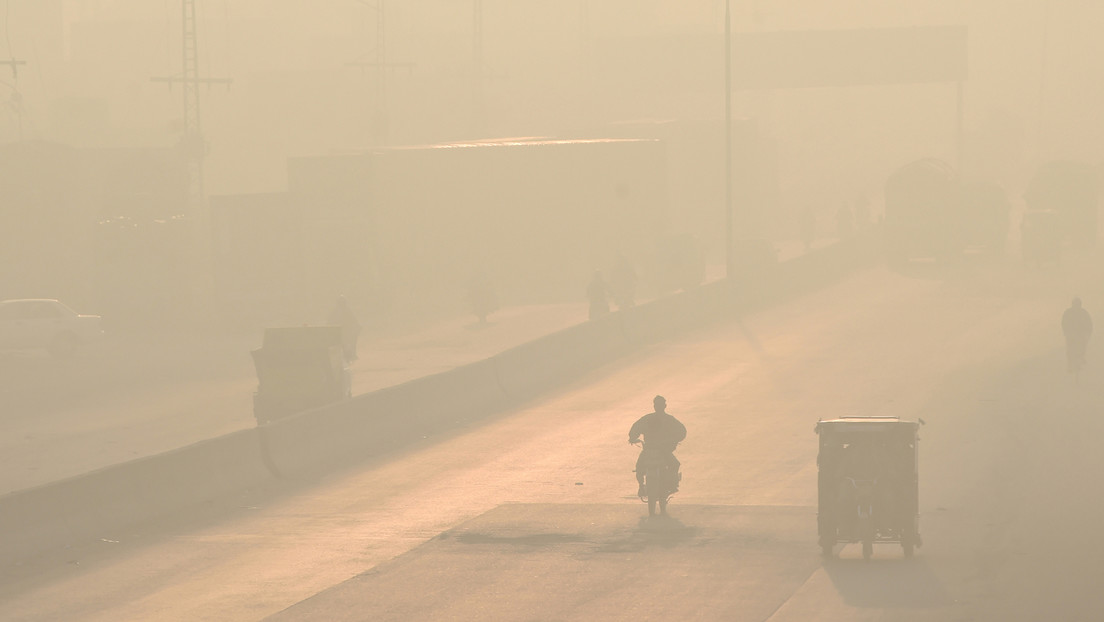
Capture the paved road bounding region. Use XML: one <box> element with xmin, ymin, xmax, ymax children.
<box><xmin>270</xmin><ymin>504</ymin><xmax>823</xmax><ymax>621</ymax></box>
<box><xmin>3</xmin><ymin>258</ymin><xmax>1102</xmax><ymax>621</ymax></box>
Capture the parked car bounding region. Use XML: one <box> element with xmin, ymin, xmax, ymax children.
<box><xmin>0</xmin><ymin>299</ymin><xmax>104</xmax><ymax>357</ymax></box>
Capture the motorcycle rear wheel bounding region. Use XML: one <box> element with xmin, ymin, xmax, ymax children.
<box><xmin>645</xmin><ymin>469</ymin><xmax>664</xmax><ymax>516</ymax></box>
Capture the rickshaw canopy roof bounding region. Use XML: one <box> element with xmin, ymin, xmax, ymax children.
<box><xmin>816</xmin><ymin>417</ymin><xmax>920</xmax><ymax>438</ymax></box>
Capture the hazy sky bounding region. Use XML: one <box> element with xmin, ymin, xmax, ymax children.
<box><xmin>2</xmin><ymin>1</ymin><xmax>1101</xmax><ymax>198</ymax></box>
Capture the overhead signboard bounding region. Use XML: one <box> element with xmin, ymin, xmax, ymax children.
<box><xmin>730</xmin><ymin>26</ymin><xmax>968</xmax><ymax>89</ymax></box>
<box><xmin>593</xmin><ymin>26</ymin><xmax>968</xmax><ymax>92</ymax></box>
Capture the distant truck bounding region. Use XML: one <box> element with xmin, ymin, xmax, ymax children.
<box><xmin>272</xmin><ymin>137</ymin><xmax>671</xmax><ymax>312</ymax></box>
<box><xmin>883</xmin><ymin>158</ymin><xmax>1009</xmax><ymax>266</ymax></box>
<box><xmin>1023</xmin><ymin>160</ymin><xmax>1099</xmax><ymax>249</ymax></box>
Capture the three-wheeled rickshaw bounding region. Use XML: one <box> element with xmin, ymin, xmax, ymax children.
<box><xmin>816</xmin><ymin>416</ymin><xmax>922</xmax><ymax>560</ymax></box>
<box><xmin>251</xmin><ymin>326</ymin><xmax>352</xmax><ymax>425</ymax></box>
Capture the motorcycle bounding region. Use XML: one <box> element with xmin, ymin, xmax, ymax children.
<box><xmin>1067</xmin><ymin>338</ymin><xmax>1087</xmax><ymax>383</ymax></box>
<box><xmin>633</xmin><ymin>441</ymin><xmax>680</xmax><ymax>517</ymax></box>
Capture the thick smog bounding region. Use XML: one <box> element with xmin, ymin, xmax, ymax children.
<box><xmin>1</xmin><ymin>2</ymin><xmax>1102</xmax><ymax>620</ymax></box>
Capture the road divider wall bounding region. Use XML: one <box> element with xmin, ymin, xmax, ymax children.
<box><xmin>491</xmin><ymin>312</ymin><xmax>629</xmax><ymax>400</ymax></box>
<box><xmin>260</xmin><ymin>359</ymin><xmax>506</xmax><ymax>477</ymax></box>
<box><xmin>0</xmin><ymin>233</ymin><xmax>880</xmax><ymax>561</ymax></box>
<box><xmin>0</xmin><ymin>429</ymin><xmax>269</xmax><ymax>562</ymax></box>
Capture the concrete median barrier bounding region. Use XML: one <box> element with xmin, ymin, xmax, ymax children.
<box><xmin>260</xmin><ymin>358</ymin><xmax>508</xmax><ymax>477</ymax></box>
<box><xmin>619</xmin><ymin>280</ymin><xmax>734</xmax><ymax>345</ymax></box>
<box><xmin>774</xmin><ymin>236</ymin><xmax>879</xmax><ymax>302</ymax></box>
<box><xmin>0</xmin><ymin>428</ymin><xmax>269</xmax><ymax>562</ymax></box>
<box><xmin>490</xmin><ymin>312</ymin><xmax>629</xmax><ymax>400</ymax></box>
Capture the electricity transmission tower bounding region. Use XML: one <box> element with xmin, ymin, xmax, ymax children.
<box><xmin>151</xmin><ymin>0</ymin><xmax>231</xmax><ymax>210</ymax></box>
<box><xmin>150</xmin><ymin>0</ymin><xmax>231</xmax><ymax>306</ymax></box>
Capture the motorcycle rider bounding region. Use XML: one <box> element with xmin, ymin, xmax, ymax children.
<box><xmin>629</xmin><ymin>395</ymin><xmax>687</xmax><ymax>499</ymax></box>
<box><xmin>1062</xmin><ymin>297</ymin><xmax>1093</xmax><ymax>372</ymax></box>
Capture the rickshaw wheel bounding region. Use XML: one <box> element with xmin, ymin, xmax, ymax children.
<box><xmin>862</xmin><ymin>540</ymin><xmax>873</xmax><ymax>561</ymax></box>
<box><xmin>902</xmin><ymin>541</ymin><xmax>914</xmax><ymax>558</ymax></box>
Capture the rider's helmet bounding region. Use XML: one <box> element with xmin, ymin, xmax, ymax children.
<box><xmin>653</xmin><ymin>395</ymin><xmax>666</xmax><ymax>411</ymax></box>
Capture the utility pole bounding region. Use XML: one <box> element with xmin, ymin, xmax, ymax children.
<box><xmin>577</xmin><ymin>0</ymin><xmax>591</xmax><ymax>128</ymax></box>
<box><xmin>151</xmin><ymin>0</ymin><xmax>231</xmax><ymax>208</ymax></box>
<box><xmin>150</xmin><ymin>0</ymin><xmax>231</xmax><ymax>308</ymax></box>
<box><xmin>472</xmin><ymin>0</ymin><xmax>484</xmax><ymax>136</ymax></box>
<box><xmin>1036</xmin><ymin>0</ymin><xmax>1052</xmax><ymax>162</ymax></box>
<box><xmin>724</xmin><ymin>0</ymin><xmax>734</xmax><ymax>281</ymax></box>
<box><xmin>347</xmin><ymin>0</ymin><xmax>412</xmax><ymax>145</ymax></box>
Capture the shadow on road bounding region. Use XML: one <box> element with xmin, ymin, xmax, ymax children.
<box><xmin>590</xmin><ymin>514</ymin><xmax>697</xmax><ymax>553</ymax></box>
<box><xmin>823</xmin><ymin>556</ymin><xmax>952</xmax><ymax>609</ymax></box>
<box><xmin>453</xmin><ymin>531</ymin><xmax>584</xmax><ymax>546</ymax></box>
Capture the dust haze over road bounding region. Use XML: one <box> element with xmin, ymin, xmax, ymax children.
<box><xmin>4</xmin><ymin>259</ymin><xmax>1104</xmax><ymax>621</ymax></box>
<box><xmin>3</xmin><ymin>1</ymin><xmax>1104</xmax><ymax>621</ymax></box>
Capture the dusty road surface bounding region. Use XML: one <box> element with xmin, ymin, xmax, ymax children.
<box><xmin>2</xmin><ymin>260</ymin><xmax>1103</xmax><ymax>621</ymax></box>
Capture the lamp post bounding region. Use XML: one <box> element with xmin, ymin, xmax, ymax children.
<box><xmin>473</xmin><ymin>0</ymin><xmax>484</xmax><ymax>136</ymax></box>
<box><xmin>1036</xmin><ymin>0</ymin><xmax>1051</xmax><ymax>161</ymax></box>
<box><xmin>725</xmin><ymin>0</ymin><xmax>734</xmax><ymax>281</ymax></box>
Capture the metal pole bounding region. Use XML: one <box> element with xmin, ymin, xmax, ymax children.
<box><xmin>1036</xmin><ymin>0</ymin><xmax>1051</xmax><ymax>161</ymax></box>
<box><xmin>956</xmin><ymin>81</ymin><xmax>964</xmax><ymax>170</ymax></box>
<box><xmin>725</xmin><ymin>0</ymin><xmax>734</xmax><ymax>281</ymax></box>
<box><xmin>473</xmin><ymin>0</ymin><xmax>484</xmax><ymax>136</ymax></box>
<box><xmin>377</xmin><ymin>0</ymin><xmax>389</xmax><ymax>144</ymax></box>
<box><xmin>182</xmin><ymin>0</ymin><xmax>203</xmax><ymax>203</ymax></box>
